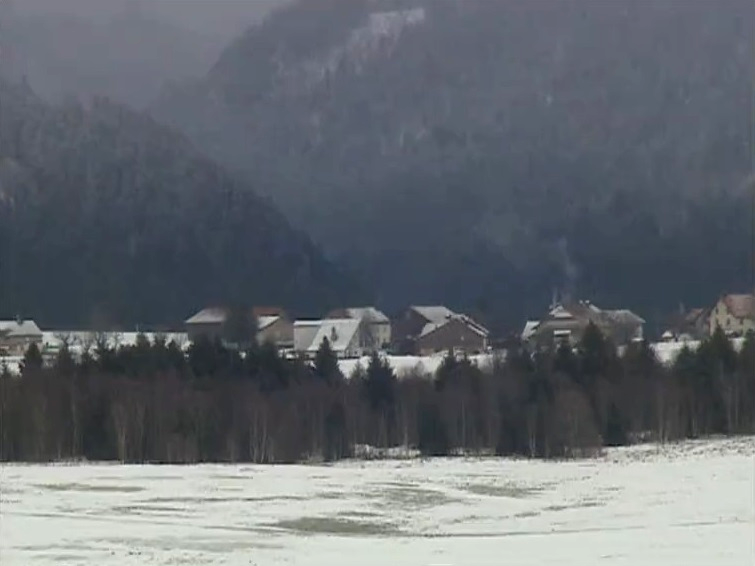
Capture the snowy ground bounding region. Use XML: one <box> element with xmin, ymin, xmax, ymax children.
<box><xmin>338</xmin><ymin>352</ymin><xmax>495</xmax><ymax>378</ymax></box>
<box><xmin>1</xmin><ymin>437</ymin><xmax>753</xmax><ymax>566</ymax></box>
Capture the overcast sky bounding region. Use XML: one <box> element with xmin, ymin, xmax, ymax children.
<box><xmin>12</xmin><ymin>0</ymin><xmax>286</xmax><ymax>38</ymax></box>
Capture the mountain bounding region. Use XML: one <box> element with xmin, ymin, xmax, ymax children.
<box><xmin>11</xmin><ymin>0</ymin><xmax>284</xmax><ymax>36</ymax></box>
<box><xmin>0</xmin><ymin>79</ymin><xmax>362</xmax><ymax>327</ymax></box>
<box><xmin>0</xmin><ymin>3</ymin><xmax>226</xmax><ymax>108</ymax></box>
<box><xmin>153</xmin><ymin>0</ymin><xmax>754</xmax><ymax>331</ymax></box>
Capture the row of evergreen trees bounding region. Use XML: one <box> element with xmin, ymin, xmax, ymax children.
<box><xmin>1</xmin><ymin>325</ymin><xmax>753</xmax><ymax>463</ymax></box>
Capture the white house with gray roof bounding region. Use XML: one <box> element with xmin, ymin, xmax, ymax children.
<box><xmin>326</xmin><ymin>306</ymin><xmax>391</xmax><ymax>350</ymax></box>
<box><xmin>185</xmin><ymin>307</ymin><xmax>293</xmax><ymax>349</ymax></box>
<box><xmin>0</xmin><ymin>319</ymin><xmax>43</xmax><ymax>356</ymax></box>
<box><xmin>294</xmin><ymin>318</ymin><xmax>368</xmax><ymax>359</ymax></box>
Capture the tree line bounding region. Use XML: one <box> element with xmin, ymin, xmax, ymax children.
<box><xmin>1</xmin><ymin>325</ymin><xmax>753</xmax><ymax>463</ymax></box>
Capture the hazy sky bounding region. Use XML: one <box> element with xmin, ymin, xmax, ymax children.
<box><xmin>2</xmin><ymin>0</ymin><xmax>291</xmax><ymax>107</ymax></box>
<box><xmin>12</xmin><ymin>0</ymin><xmax>287</xmax><ymax>38</ymax></box>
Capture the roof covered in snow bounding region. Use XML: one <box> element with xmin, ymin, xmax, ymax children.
<box><xmin>549</xmin><ymin>305</ymin><xmax>575</xmax><ymax>320</ymax></box>
<box><xmin>257</xmin><ymin>316</ymin><xmax>280</xmax><ymax>330</ymax></box>
<box><xmin>604</xmin><ymin>309</ymin><xmax>646</xmax><ymax>325</ymax></box>
<box><xmin>306</xmin><ymin>319</ymin><xmax>362</xmax><ymax>353</ymax></box>
<box><xmin>721</xmin><ymin>294</ymin><xmax>755</xmax><ymax>320</ymax></box>
<box><xmin>185</xmin><ymin>307</ymin><xmax>227</xmax><ymax>325</ymax></box>
<box><xmin>186</xmin><ymin>308</ymin><xmax>283</xmax><ymax>330</ymax></box>
<box><xmin>521</xmin><ymin>320</ymin><xmax>541</xmax><ymax>341</ymax></box>
<box><xmin>294</xmin><ymin>320</ymin><xmax>323</xmax><ymax>328</ymax></box>
<box><xmin>0</xmin><ymin>320</ymin><xmax>42</xmax><ymax>338</ymax></box>
<box><xmin>544</xmin><ymin>301</ymin><xmax>644</xmax><ymax>327</ymax></box>
<box><xmin>418</xmin><ymin>314</ymin><xmax>489</xmax><ymax>339</ymax></box>
<box><xmin>411</xmin><ymin>305</ymin><xmax>456</xmax><ymax>324</ymax></box>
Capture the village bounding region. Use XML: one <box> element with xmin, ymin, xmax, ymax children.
<box><xmin>1</xmin><ymin>292</ymin><xmax>753</xmax><ymax>377</ymax></box>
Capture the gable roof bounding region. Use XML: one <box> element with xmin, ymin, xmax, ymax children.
<box><xmin>0</xmin><ymin>320</ymin><xmax>42</xmax><ymax>338</ymax></box>
<box><xmin>549</xmin><ymin>305</ymin><xmax>577</xmax><ymax>320</ymax></box>
<box><xmin>293</xmin><ymin>319</ymin><xmax>322</xmax><ymax>352</ymax></box>
<box><xmin>604</xmin><ymin>309</ymin><xmax>646</xmax><ymax>325</ymax></box>
<box><xmin>257</xmin><ymin>316</ymin><xmax>281</xmax><ymax>331</ymax></box>
<box><xmin>539</xmin><ymin>301</ymin><xmax>645</xmax><ymax>330</ymax></box>
<box><xmin>305</xmin><ymin>319</ymin><xmax>362</xmax><ymax>353</ymax></box>
<box><xmin>418</xmin><ymin>314</ymin><xmax>489</xmax><ymax>339</ymax></box>
<box><xmin>185</xmin><ymin>307</ymin><xmax>227</xmax><ymax>325</ymax></box>
<box><xmin>684</xmin><ymin>308</ymin><xmax>707</xmax><ymax>324</ymax></box>
<box><xmin>722</xmin><ymin>294</ymin><xmax>755</xmax><ymax>320</ymax></box>
<box><xmin>186</xmin><ymin>307</ymin><xmax>286</xmax><ymax>329</ymax></box>
<box><xmin>411</xmin><ymin>305</ymin><xmax>455</xmax><ymax>324</ymax></box>
<box><xmin>521</xmin><ymin>320</ymin><xmax>541</xmax><ymax>341</ymax></box>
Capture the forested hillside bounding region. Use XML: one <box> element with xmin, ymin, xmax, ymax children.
<box><xmin>0</xmin><ymin>80</ymin><xmax>362</xmax><ymax>327</ymax></box>
<box><xmin>154</xmin><ymin>0</ymin><xmax>754</xmax><ymax>330</ymax></box>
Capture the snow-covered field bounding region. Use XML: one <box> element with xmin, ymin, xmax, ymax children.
<box><xmin>1</xmin><ymin>437</ymin><xmax>753</xmax><ymax>565</ymax></box>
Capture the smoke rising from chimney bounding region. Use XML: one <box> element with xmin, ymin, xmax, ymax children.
<box><xmin>556</xmin><ymin>237</ymin><xmax>578</xmax><ymax>304</ymax></box>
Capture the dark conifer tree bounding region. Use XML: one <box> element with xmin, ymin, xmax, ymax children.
<box><xmin>578</xmin><ymin>322</ymin><xmax>617</xmax><ymax>384</ymax></box>
<box><xmin>53</xmin><ymin>344</ymin><xmax>76</xmax><ymax>376</ymax></box>
<box><xmin>552</xmin><ymin>341</ymin><xmax>578</xmax><ymax>380</ymax></box>
<box><xmin>435</xmin><ymin>350</ymin><xmax>458</xmax><ymax>391</ymax></box>
<box><xmin>313</xmin><ymin>337</ymin><xmax>343</xmax><ymax>385</ymax></box>
<box><xmin>323</xmin><ymin>401</ymin><xmax>350</xmax><ymax>461</ymax></box>
<box><xmin>21</xmin><ymin>342</ymin><xmax>43</xmax><ymax>375</ymax></box>
<box><xmin>622</xmin><ymin>339</ymin><xmax>658</xmax><ymax>378</ymax></box>
<box><xmin>257</xmin><ymin>341</ymin><xmax>288</xmax><ymax>391</ymax></box>
<box><xmin>188</xmin><ymin>335</ymin><xmax>222</xmax><ymax>377</ymax></box>
<box><xmin>363</xmin><ymin>352</ymin><xmax>396</xmax><ymax>411</ymax></box>
<box><xmin>165</xmin><ymin>340</ymin><xmax>187</xmax><ymax>374</ymax></box>
<box><xmin>418</xmin><ymin>401</ymin><xmax>450</xmax><ymax>456</ymax></box>
<box><xmin>222</xmin><ymin>305</ymin><xmax>257</xmax><ymax>352</ymax></box>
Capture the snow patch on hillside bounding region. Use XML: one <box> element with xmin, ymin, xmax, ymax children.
<box><xmin>287</xmin><ymin>7</ymin><xmax>426</xmax><ymax>93</ymax></box>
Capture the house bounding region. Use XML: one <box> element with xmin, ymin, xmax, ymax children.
<box><xmin>393</xmin><ymin>305</ymin><xmax>455</xmax><ymax>348</ymax></box>
<box><xmin>528</xmin><ymin>301</ymin><xmax>645</xmax><ymax>349</ymax></box>
<box><xmin>415</xmin><ymin>314</ymin><xmax>489</xmax><ymax>356</ymax></box>
<box><xmin>0</xmin><ymin>319</ymin><xmax>43</xmax><ymax>356</ymax></box>
<box><xmin>293</xmin><ymin>318</ymin><xmax>368</xmax><ymax>359</ymax></box>
<box><xmin>393</xmin><ymin>306</ymin><xmax>489</xmax><ymax>355</ymax></box>
<box><xmin>256</xmin><ymin>315</ymin><xmax>294</xmax><ymax>349</ymax></box>
<box><xmin>708</xmin><ymin>294</ymin><xmax>755</xmax><ymax>337</ymax></box>
<box><xmin>185</xmin><ymin>306</ymin><xmax>293</xmax><ymax>349</ymax></box>
<box><xmin>326</xmin><ymin>306</ymin><xmax>391</xmax><ymax>351</ymax></box>
<box><xmin>663</xmin><ymin>307</ymin><xmax>710</xmax><ymax>341</ymax></box>
<box><xmin>185</xmin><ymin>307</ymin><xmax>228</xmax><ymax>342</ymax></box>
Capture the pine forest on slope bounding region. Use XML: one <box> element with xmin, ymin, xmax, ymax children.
<box><xmin>0</xmin><ymin>80</ymin><xmax>362</xmax><ymax>327</ymax></box>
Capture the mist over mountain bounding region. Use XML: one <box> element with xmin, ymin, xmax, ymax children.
<box><xmin>10</xmin><ymin>0</ymin><xmax>284</xmax><ymax>36</ymax></box>
<box><xmin>0</xmin><ymin>0</ymin><xmax>284</xmax><ymax>108</ymax></box>
<box><xmin>0</xmin><ymin>79</ymin><xmax>361</xmax><ymax>327</ymax></box>
<box><xmin>153</xmin><ymin>0</ymin><xmax>754</xmax><ymax>329</ymax></box>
